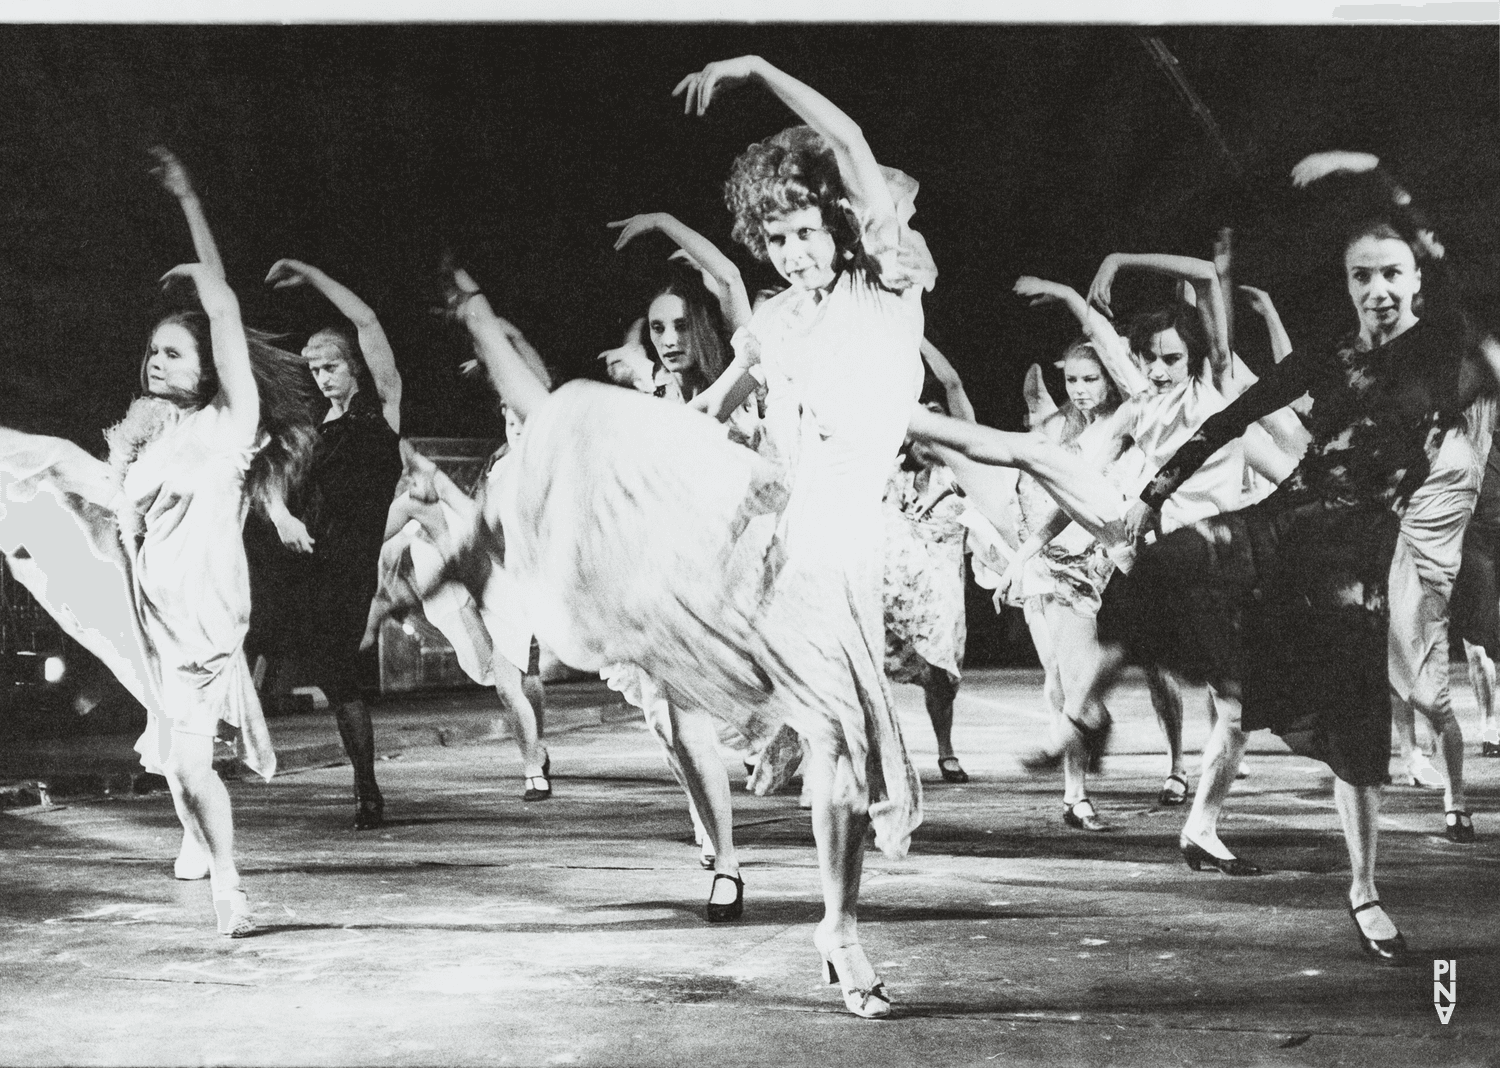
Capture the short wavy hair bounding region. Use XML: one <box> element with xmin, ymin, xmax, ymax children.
<box><xmin>724</xmin><ymin>125</ymin><xmax>862</xmax><ymax>268</ymax></box>
<box><xmin>1127</xmin><ymin>305</ymin><xmax>1211</xmax><ymax>383</ymax></box>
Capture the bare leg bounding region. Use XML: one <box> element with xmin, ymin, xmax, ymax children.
<box><xmin>666</xmin><ymin>701</ymin><xmax>740</xmax><ymax>884</ymax></box>
<box><xmin>1145</xmin><ymin>665</ymin><xmax>1187</xmax><ymax>782</ymax></box>
<box><xmin>805</xmin><ymin>741</ymin><xmax>886</xmax><ymax>1014</ymax></box>
<box><xmin>1180</xmin><ymin>687</ymin><xmax>1248</xmax><ymax>860</ymax></box>
<box><xmin>492</xmin><ymin>658</ymin><xmax>546</xmax><ymax>780</ymax></box>
<box><xmin>1465</xmin><ymin>640</ymin><xmax>1500</xmax><ymax>750</ymax></box>
<box><xmin>162</xmin><ymin>730</ymin><xmax>241</xmax><ymax>898</ymax></box>
<box><xmin>1337</xmin><ymin>778</ymin><xmax>1399</xmax><ymax>939</ymax></box>
<box><xmin>923</xmin><ymin>670</ymin><xmax>958</xmax><ymax>760</ymax></box>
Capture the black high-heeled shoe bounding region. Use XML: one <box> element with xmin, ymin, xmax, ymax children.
<box><xmin>1444</xmin><ymin>810</ymin><xmax>1475</xmax><ymax>843</ymax></box>
<box><xmin>354</xmin><ymin>794</ymin><xmax>384</xmax><ymax>831</ymax></box>
<box><xmin>705</xmin><ymin>872</ymin><xmax>743</xmax><ymax>923</ymax></box>
<box><xmin>1180</xmin><ymin>837</ymin><xmax>1261</xmax><ymax>876</ymax></box>
<box><xmin>1349</xmin><ymin>900</ymin><xmax>1409</xmax><ymax>966</ymax></box>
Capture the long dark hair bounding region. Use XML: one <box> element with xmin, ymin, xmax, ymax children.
<box><xmin>638</xmin><ymin>260</ymin><xmax>730</xmax><ymax>397</ymax></box>
<box><xmin>141</xmin><ymin>310</ymin><xmax>318</xmax><ymax>516</ymax></box>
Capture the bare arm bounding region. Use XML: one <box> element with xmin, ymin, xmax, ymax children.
<box><xmin>162</xmin><ymin>264</ymin><xmax>258</xmax><ymax>446</ymax></box>
<box><xmin>1014</xmin><ymin>275</ymin><xmax>1148</xmax><ymax>398</ymax></box>
<box><xmin>150</xmin><ymin>148</ymin><xmax>225</xmax><ymax>282</ymax></box>
<box><xmin>1239</xmin><ymin>285</ymin><xmax>1293</xmax><ymax>364</ymax></box>
<box><xmin>1088</xmin><ymin>252</ymin><xmax>1231</xmax><ymax>390</ymax></box>
<box><xmin>675</xmin><ymin>56</ymin><xmax>897</xmax><ymax>242</ymax></box>
<box><xmin>608</xmin><ymin>213</ymin><xmax>753</xmax><ymax>334</ymax></box>
<box><xmin>448</xmin><ymin>271</ymin><xmax>551</xmax><ymax>422</ymax></box>
<box><xmin>267</xmin><ymin>258</ymin><xmax>403</xmax><ymax>432</ymax></box>
<box><xmin>919</xmin><ymin>338</ymin><xmax>976</xmax><ymax>422</ymax></box>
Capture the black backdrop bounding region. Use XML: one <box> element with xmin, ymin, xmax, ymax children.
<box><xmin>1</xmin><ymin>24</ymin><xmax>1495</xmax><ymax>664</ymax></box>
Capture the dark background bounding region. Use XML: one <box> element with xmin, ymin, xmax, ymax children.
<box><xmin>1</xmin><ymin>24</ymin><xmax>1495</xmax><ymax>664</ymax></box>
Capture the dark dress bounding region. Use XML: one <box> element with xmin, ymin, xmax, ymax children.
<box><xmin>1097</xmin><ymin>188</ymin><xmax>1483</xmax><ymax>786</ymax></box>
<box><xmin>246</xmin><ymin>388</ymin><xmax>402</xmax><ymax>702</ymax></box>
<box><xmin>1448</xmin><ymin>440</ymin><xmax>1500</xmax><ymax>658</ymax></box>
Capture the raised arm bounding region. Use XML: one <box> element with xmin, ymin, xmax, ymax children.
<box><xmin>446</xmin><ymin>270</ymin><xmax>550</xmax><ymax>422</ymax></box>
<box><xmin>608</xmin><ymin>213</ymin><xmax>753</xmax><ymax>334</ymax></box>
<box><xmin>150</xmin><ymin>148</ymin><xmax>225</xmax><ymax>282</ymax></box>
<box><xmin>1088</xmin><ymin>253</ymin><xmax>1232</xmax><ymax>389</ymax></box>
<box><xmin>161</xmin><ymin>264</ymin><xmax>258</xmax><ymax>446</ymax></box>
<box><xmin>1015</xmin><ymin>275</ymin><xmax>1148</xmax><ymax>398</ymax></box>
<box><xmin>674</xmin><ymin>56</ymin><xmax>897</xmax><ymax>239</ymax></box>
<box><xmin>919</xmin><ymin>339</ymin><xmax>976</xmax><ymax>423</ymax></box>
<box><xmin>267</xmin><ymin>258</ymin><xmax>403</xmax><ymax>432</ymax></box>
<box><xmin>1239</xmin><ymin>285</ymin><xmax>1293</xmax><ymax>364</ymax></box>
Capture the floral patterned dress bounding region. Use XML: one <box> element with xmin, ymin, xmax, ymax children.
<box><xmin>882</xmin><ymin>462</ymin><xmax>967</xmax><ymax>684</ymax></box>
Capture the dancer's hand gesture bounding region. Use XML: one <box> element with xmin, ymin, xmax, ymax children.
<box><xmin>1122</xmin><ymin>499</ymin><xmax>1158</xmax><ymax>545</ymax></box>
<box><xmin>607</xmin><ymin>213</ymin><xmax>675</xmax><ymax>251</ymax></box>
<box><xmin>1086</xmin><ymin>255</ymin><xmax>1122</xmax><ymax>317</ymax></box>
<box><xmin>673</xmin><ymin>56</ymin><xmax>763</xmax><ymax>116</ymax></box>
<box><xmin>1290</xmin><ymin>151</ymin><xmax>1380</xmax><ymax>188</ymax></box>
<box><xmin>1014</xmin><ymin>276</ymin><xmax>1073</xmax><ymax>307</ymax></box>
<box><xmin>1238</xmin><ymin>284</ymin><xmax>1275</xmax><ymax>318</ymax></box>
<box><xmin>272</xmin><ymin>511</ymin><xmax>315</xmax><ymax>554</ymax></box>
<box><xmin>149</xmin><ymin>146</ymin><xmax>195</xmax><ymax>200</ymax></box>
<box><xmin>265</xmin><ymin>258</ymin><xmax>318</xmax><ymax>290</ymax></box>
<box><xmin>160</xmin><ymin>262</ymin><xmax>237</xmax><ymax>316</ymax></box>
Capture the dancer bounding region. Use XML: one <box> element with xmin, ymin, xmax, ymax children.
<box><xmin>1093</xmin><ymin>152</ymin><xmax>1495</xmax><ymax>963</ymax></box>
<box><xmin>258</xmin><ymin>258</ymin><xmax>404</xmax><ymax>830</ymax></box>
<box><xmin>435</xmin><ymin>55</ymin><xmax>936</xmax><ymax>1017</ymax></box>
<box><xmin>1451</xmin><ymin>441</ymin><xmax>1500</xmax><ymax>760</ymax></box>
<box><xmin>883</xmin><ymin>344</ymin><xmax>973</xmax><ymax>785</ymax></box>
<box><xmin>0</xmin><ymin>149</ymin><xmax>316</xmax><ymax>936</ymax></box>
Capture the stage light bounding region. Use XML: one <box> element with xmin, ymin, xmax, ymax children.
<box><xmin>43</xmin><ymin>656</ymin><xmax>65</xmax><ymax>683</ymax></box>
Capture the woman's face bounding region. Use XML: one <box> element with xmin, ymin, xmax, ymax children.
<box><xmin>1063</xmin><ymin>354</ymin><xmax>1109</xmax><ymax>414</ymax></box>
<box><xmin>1140</xmin><ymin>328</ymin><xmax>1191</xmax><ymax>394</ymax></box>
<box><xmin>647</xmin><ymin>293</ymin><xmax>694</xmax><ymax>375</ymax></box>
<box><xmin>305</xmin><ymin>336</ymin><xmax>359</xmax><ymax>405</ymax></box>
<box><xmin>503</xmin><ymin>406</ymin><xmax>525</xmax><ymax>444</ymax></box>
<box><xmin>762</xmin><ymin>206</ymin><xmax>837</xmax><ymax>291</ymax></box>
<box><xmin>1345</xmin><ymin>235</ymin><xmax>1421</xmax><ymax>342</ymax></box>
<box><xmin>144</xmin><ymin>322</ymin><xmax>203</xmax><ymax>399</ymax></box>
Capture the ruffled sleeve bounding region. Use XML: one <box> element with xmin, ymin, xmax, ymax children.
<box><xmin>848</xmin><ymin>165</ymin><xmax>937</xmax><ymax>296</ymax></box>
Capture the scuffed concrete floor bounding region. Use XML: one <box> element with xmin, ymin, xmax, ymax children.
<box><xmin>2</xmin><ymin>669</ymin><xmax>1497</xmax><ymax>1066</ymax></box>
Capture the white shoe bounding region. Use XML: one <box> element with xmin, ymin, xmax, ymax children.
<box><xmin>1403</xmin><ymin>753</ymin><xmax>1445</xmax><ymax>789</ymax></box>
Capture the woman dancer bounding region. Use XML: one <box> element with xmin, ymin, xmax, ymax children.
<box><xmin>438</xmin><ymin>56</ymin><xmax>936</xmax><ymax>1016</ymax></box>
<box><xmin>1451</xmin><ymin>443</ymin><xmax>1500</xmax><ymax>761</ymax></box>
<box><xmin>606</xmin><ymin>212</ymin><xmax>758</xmax><ymax>906</ymax></box>
<box><xmin>259</xmin><ymin>258</ymin><xmax>404</xmax><ymax>830</ymax></box>
<box><xmin>1090</xmin><ymin>152</ymin><xmax>1495</xmax><ymax>962</ymax></box>
<box><xmin>883</xmin><ymin>342</ymin><xmax>975</xmax><ymax>784</ymax></box>
<box><xmin>0</xmin><ymin>150</ymin><xmax>316</xmax><ymax>935</ymax></box>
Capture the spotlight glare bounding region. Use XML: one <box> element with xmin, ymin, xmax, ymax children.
<box><xmin>43</xmin><ymin>657</ymin><xmax>66</xmax><ymax>684</ymax></box>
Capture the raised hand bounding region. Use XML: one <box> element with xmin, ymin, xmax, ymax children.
<box><xmin>148</xmin><ymin>146</ymin><xmax>194</xmax><ymax>200</ymax></box>
<box><xmin>1290</xmin><ymin>151</ymin><xmax>1380</xmax><ymax>189</ymax></box>
<box><xmin>1086</xmin><ymin>255</ymin><xmax>1122</xmax><ymax>318</ymax></box>
<box><xmin>265</xmin><ymin>258</ymin><xmax>316</xmax><ymax>290</ymax></box>
<box><xmin>160</xmin><ymin>262</ymin><xmax>236</xmax><ymax>316</ymax></box>
<box><xmin>1238</xmin><ymin>284</ymin><xmax>1275</xmax><ymax>318</ymax></box>
<box><xmin>1014</xmin><ymin>276</ymin><xmax>1073</xmax><ymax>307</ymax></box>
<box><xmin>607</xmin><ymin>213</ymin><xmax>672</xmax><ymax>251</ymax></box>
<box><xmin>672</xmin><ymin>56</ymin><xmax>764</xmax><ymax>116</ymax></box>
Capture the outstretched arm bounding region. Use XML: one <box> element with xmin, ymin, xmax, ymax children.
<box><xmin>150</xmin><ymin>147</ymin><xmax>225</xmax><ymax>282</ymax></box>
<box><xmin>1088</xmin><ymin>252</ymin><xmax>1232</xmax><ymax>390</ymax></box>
<box><xmin>608</xmin><ymin>213</ymin><xmax>753</xmax><ymax>334</ymax></box>
<box><xmin>448</xmin><ymin>270</ymin><xmax>551</xmax><ymax>422</ymax></box>
<box><xmin>161</xmin><ymin>263</ymin><xmax>258</xmax><ymax>446</ymax></box>
<box><xmin>1014</xmin><ymin>275</ymin><xmax>1148</xmax><ymax>398</ymax></box>
<box><xmin>267</xmin><ymin>258</ymin><xmax>403</xmax><ymax>432</ymax></box>
<box><xmin>919</xmin><ymin>338</ymin><xmax>976</xmax><ymax>423</ymax></box>
<box><xmin>674</xmin><ymin>56</ymin><xmax>897</xmax><ymax>241</ymax></box>
<box><xmin>1239</xmin><ymin>285</ymin><xmax>1293</xmax><ymax>364</ymax></box>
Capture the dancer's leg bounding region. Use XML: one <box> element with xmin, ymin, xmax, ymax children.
<box><xmin>665</xmin><ymin>701</ymin><xmax>740</xmax><ymax>882</ymax></box>
<box><xmin>922</xmin><ymin>670</ymin><xmax>958</xmax><ymax>761</ymax></box>
<box><xmin>1337</xmin><ymin>778</ymin><xmax>1399</xmax><ymax>939</ymax></box>
<box><xmin>1145</xmin><ymin>664</ymin><xmax>1188</xmax><ymax>784</ymax></box>
<box><xmin>1465</xmin><ymin>641</ymin><xmax>1500</xmax><ymax>749</ymax></box>
<box><xmin>492</xmin><ymin>657</ymin><xmax>546</xmax><ymax>777</ymax></box>
<box><xmin>162</xmin><ymin>729</ymin><xmax>239</xmax><ymax>894</ymax></box>
<box><xmin>1181</xmin><ymin>687</ymin><xmax>1248</xmax><ymax>859</ymax></box>
<box><xmin>334</xmin><ymin>698</ymin><xmax>383</xmax><ymax>827</ymax></box>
